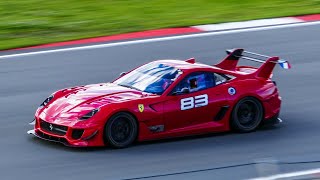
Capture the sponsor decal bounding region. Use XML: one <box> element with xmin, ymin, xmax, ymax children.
<box><xmin>228</xmin><ymin>87</ymin><xmax>236</xmax><ymax>95</ymax></box>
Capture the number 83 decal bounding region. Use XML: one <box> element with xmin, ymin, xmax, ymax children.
<box><xmin>180</xmin><ymin>94</ymin><xmax>208</xmax><ymax>110</ymax></box>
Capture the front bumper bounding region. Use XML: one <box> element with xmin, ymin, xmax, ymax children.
<box><xmin>28</xmin><ymin>118</ymin><xmax>104</xmax><ymax>147</ymax></box>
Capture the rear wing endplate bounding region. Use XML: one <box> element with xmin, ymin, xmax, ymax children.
<box><xmin>215</xmin><ymin>48</ymin><xmax>291</xmax><ymax>79</ymax></box>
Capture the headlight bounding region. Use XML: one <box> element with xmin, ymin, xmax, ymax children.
<box><xmin>39</xmin><ymin>94</ymin><xmax>54</xmax><ymax>108</ymax></box>
<box><xmin>79</xmin><ymin>108</ymin><xmax>100</xmax><ymax>120</ymax></box>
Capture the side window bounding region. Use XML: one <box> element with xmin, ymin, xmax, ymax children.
<box><xmin>214</xmin><ymin>73</ymin><xmax>228</xmax><ymax>85</ymax></box>
<box><xmin>173</xmin><ymin>72</ymin><xmax>215</xmax><ymax>94</ymax></box>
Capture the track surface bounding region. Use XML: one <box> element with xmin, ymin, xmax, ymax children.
<box><xmin>1</xmin><ymin>24</ymin><xmax>320</xmax><ymax>180</ymax></box>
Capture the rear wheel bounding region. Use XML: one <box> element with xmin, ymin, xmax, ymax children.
<box><xmin>104</xmin><ymin>112</ymin><xmax>138</xmax><ymax>148</ymax></box>
<box><xmin>231</xmin><ymin>97</ymin><xmax>263</xmax><ymax>132</ymax></box>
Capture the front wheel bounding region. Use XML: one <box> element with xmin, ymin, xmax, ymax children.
<box><xmin>104</xmin><ymin>112</ymin><xmax>138</xmax><ymax>148</ymax></box>
<box><xmin>231</xmin><ymin>97</ymin><xmax>263</xmax><ymax>132</ymax></box>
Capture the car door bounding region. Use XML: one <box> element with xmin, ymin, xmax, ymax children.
<box><xmin>163</xmin><ymin>71</ymin><xmax>225</xmax><ymax>131</ymax></box>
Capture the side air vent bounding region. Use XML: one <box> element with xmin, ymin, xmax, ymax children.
<box><xmin>214</xmin><ymin>106</ymin><xmax>230</xmax><ymax>121</ymax></box>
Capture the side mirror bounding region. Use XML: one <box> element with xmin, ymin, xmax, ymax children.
<box><xmin>119</xmin><ymin>72</ymin><xmax>127</xmax><ymax>77</ymax></box>
<box><xmin>172</xmin><ymin>87</ymin><xmax>190</xmax><ymax>95</ymax></box>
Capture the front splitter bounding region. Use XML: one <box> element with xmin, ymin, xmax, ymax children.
<box><xmin>27</xmin><ymin>129</ymin><xmax>72</xmax><ymax>147</ymax></box>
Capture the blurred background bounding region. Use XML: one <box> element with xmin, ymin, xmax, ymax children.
<box><xmin>1</xmin><ymin>0</ymin><xmax>320</xmax><ymax>50</ymax></box>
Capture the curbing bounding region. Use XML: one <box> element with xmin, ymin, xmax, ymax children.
<box><xmin>7</xmin><ymin>14</ymin><xmax>320</xmax><ymax>51</ymax></box>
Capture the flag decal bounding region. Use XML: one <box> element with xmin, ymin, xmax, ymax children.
<box><xmin>278</xmin><ymin>60</ymin><xmax>291</xmax><ymax>69</ymax></box>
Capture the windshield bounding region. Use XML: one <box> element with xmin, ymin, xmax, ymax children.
<box><xmin>114</xmin><ymin>62</ymin><xmax>182</xmax><ymax>95</ymax></box>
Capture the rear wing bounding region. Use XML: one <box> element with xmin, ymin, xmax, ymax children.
<box><xmin>215</xmin><ymin>48</ymin><xmax>291</xmax><ymax>79</ymax></box>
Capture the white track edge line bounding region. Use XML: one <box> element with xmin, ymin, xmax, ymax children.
<box><xmin>1</xmin><ymin>21</ymin><xmax>320</xmax><ymax>59</ymax></box>
<box><xmin>249</xmin><ymin>168</ymin><xmax>320</xmax><ymax>180</ymax></box>
<box><xmin>192</xmin><ymin>17</ymin><xmax>304</xmax><ymax>31</ymax></box>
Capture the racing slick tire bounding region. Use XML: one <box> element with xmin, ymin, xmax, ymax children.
<box><xmin>231</xmin><ymin>97</ymin><xmax>263</xmax><ymax>132</ymax></box>
<box><xmin>104</xmin><ymin>112</ymin><xmax>138</xmax><ymax>148</ymax></box>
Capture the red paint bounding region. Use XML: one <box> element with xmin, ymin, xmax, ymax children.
<box><xmin>215</xmin><ymin>48</ymin><xmax>243</xmax><ymax>71</ymax></box>
<box><xmin>255</xmin><ymin>56</ymin><xmax>279</xmax><ymax>79</ymax></box>
<box><xmin>29</xmin><ymin>49</ymin><xmax>286</xmax><ymax>147</ymax></box>
<box><xmin>12</xmin><ymin>27</ymin><xmax>201</xmax><ymax>51</ymax></box>
<box><xmin>295</xmin><ymin>14</ymin><xmax>320</xmax><ymax>22</ymax></box>
<box><xmin>185</xmin><ymin>58</ymin><xmax>196</xmax><ymax>64</ymax></box>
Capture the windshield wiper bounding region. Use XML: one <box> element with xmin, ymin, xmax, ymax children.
<box><xmin>118</xmin><ymin>84</ymin><xmax>142</xmax><ymax>91</ymax></box>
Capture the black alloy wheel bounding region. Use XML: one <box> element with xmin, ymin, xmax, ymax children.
<box><xmin>231</xmin><ymin>97</ymin><xmax>263</xmax><ymax>132</ymax></box>
<box><xmin>104</xmin><ymin>112</ymin><xmax>138</xmax><ymax>148</ymax></box>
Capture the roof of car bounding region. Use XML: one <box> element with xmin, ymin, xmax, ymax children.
<box><xmin>154</xmin><ymin>60</ymin><xmax>220</xmax><ymax>71</ymax></box>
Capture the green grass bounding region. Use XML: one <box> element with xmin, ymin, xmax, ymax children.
<box><xmin>0</xmin><ymin>0</ymin><xmax>320</xmax><ymax>50</ymax></box>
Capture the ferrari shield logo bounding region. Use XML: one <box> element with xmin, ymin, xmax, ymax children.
<box><xmin>138</xmin><ymin>104</ymin><xmax>144</xmax><ymax>112</ymax></box>
<box><xmin>49</xmin><ymin>124</ymin><xmax>53</xmax><ymax>131</ymax></box>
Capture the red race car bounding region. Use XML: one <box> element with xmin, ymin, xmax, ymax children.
<box><xmin>28</xmin><ymin>48</ymin><xmax>291</xmax><ymax>148</ymax></box>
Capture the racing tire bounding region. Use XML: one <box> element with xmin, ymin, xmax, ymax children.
<box><xmin>104</xmin><ymin>112</ymin><xmax>138</xmax><ymax>148</ymax></box>
<box><xmin>231</xmin><ymin>97</ymin><xmax>263</xmax><ymax>132</ymax></box>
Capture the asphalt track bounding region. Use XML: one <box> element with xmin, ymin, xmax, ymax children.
<box><xmin>0</xmin><ymin>24</ymin><xmax>320</xmax><ymax>180</ymax></box>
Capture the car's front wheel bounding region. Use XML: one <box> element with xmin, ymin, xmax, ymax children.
<box><xmin>231</xmin><ymin>97</ymin><xmax>263</xmax><ymax>132</ymax></box>
<box><xmin>104</xmin><ymin>112</ymin><xmax>138</xmax><ymax>148</ymax></box>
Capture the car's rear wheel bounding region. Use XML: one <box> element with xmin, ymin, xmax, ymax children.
<box><xmin>104</xmin><ymin>112</ymin><xmax>138</xmax><ymax>148</ymax></box>
<box><xmin>231</xmin><ymin>97</ymin><xmax>263</xmax><ymax>132</ymax></box>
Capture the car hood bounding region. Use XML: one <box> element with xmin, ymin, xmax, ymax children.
<box><xmin>43</xmin><ymin>83</ymin><xmax>145</xmax><ymax>119</ymax></box>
